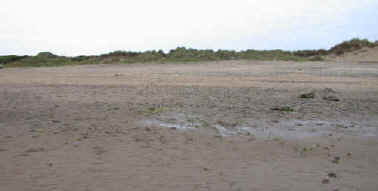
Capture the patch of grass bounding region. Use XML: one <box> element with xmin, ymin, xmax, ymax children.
<box><xmin>272</xmin><ymin>137</ymin><xmax>282</xmax><ymax>142</ymax></box>
<box><xmin>142</xmin><ymin>106</ymin><xmax>169</xmax><ymax>115</ymax></box>
<box><xmin>270</xmin><ymin>106</ymin><xmax>295</xmax><ymax>112</ymax></box>
<box><xmin>335</xmin><ymin>124</ymin><xmax>347</xmax><ymax>129</ymax></box>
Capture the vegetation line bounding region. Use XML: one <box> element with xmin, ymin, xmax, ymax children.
<box><xmin>1</xmin><ymin>38</ymin><xmax>377</xmax><ymax>68</ymax></box>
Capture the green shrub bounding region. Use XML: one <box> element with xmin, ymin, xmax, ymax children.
<box><xmin>36</xmin><ymin>52</ymin><xmax>58</xmax><ymax>58</ymax></box>
<box><xmin>71</xmin><ymin>55</ymin><xmax>91</xmax><ymax>62</ymax></box>
<box><xmin>0</xmin><ymin>55</ymin><xmax>29</xmax><ymax>64</ymax></box>
<box><xmin>293</xmin><ymin>49</ymin><xmax>328</xmax><ymax>57</ymax></box>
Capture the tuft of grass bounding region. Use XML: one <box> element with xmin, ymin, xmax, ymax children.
<box><xmin>142</xmin><ymin>106</ymin><xmax>168</xmax><ymax>115</ymax></box>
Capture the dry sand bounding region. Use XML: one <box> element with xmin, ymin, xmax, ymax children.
<box><xmin>1</xmin><ymin>59</ymin><xmax>378</xmax><ymax>191</ymax></box>
<box><xmin>327</xmin><ymin>46</ymin><xmax>378</xmax><ymax>63</ymax></box>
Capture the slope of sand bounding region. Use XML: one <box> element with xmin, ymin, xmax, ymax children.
<box><xmin>1</xmin><ymin>60</ymin><xmax>378</xmax><ymax>191</ymax></box>
<box><xmin>327</xmin><ymin>46</ymin><xmax>378</xmax><ymax>63</ymax></box>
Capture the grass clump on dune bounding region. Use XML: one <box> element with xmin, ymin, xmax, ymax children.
<box><xmin>329</xmin><ymin>38</ymin><xmax>377</xmax><ymax>55</ymax></box>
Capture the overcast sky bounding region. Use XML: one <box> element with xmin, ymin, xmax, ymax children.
<box><xmin>1</xmin><ymin>0</ymin><xmax>378</xmax><ymax>56</ymax></box>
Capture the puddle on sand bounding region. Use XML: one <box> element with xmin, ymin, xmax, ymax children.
<box><xmin>234</xmin><ymin>126</ymin><xmax>326</xmax><ymax>139</ymax></box>
<box><xmin>141</xmin><ymin>114</ymin><xmax>378</xmax><ymax>140</ymax></box>
<box><xmin>233</xmin><ymin>119</ymin><xmax>378</xmax><ymax>139</ymax></box>
<box><xmin>142</xmin><ymin>112</ymin><xmax>210</xmax><ymax>131</ymax></box>
<box><xmin>215</xmin><ymin>125</ymin><xmax>240</xmax><ymax>136</ymax></box>
<box><xmin>213</xmin><ymin>125</ymin><xmax>327</xmax><ymax>139</ymax></box>
<box><xmin>143</xmin><ymin>119</ymin><xmax>198</xmax><ymax>130</ymax></box>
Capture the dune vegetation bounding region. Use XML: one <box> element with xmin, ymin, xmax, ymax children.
<box><xmin>1</xmin><ymin>38</ymin><xmax>377</xmax><ymax>68</ymax></box>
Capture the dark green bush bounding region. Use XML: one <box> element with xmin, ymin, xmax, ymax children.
<box><xmin>71</xmin><ymin>55</ymin><xmax>91</xmax><ymax>62</ymax></box>
<box><xmin>293</xmin><ymin>49</ymin><xmax>328</xmax><ymax>57</ymax></box>
<box><xmin>36</xmin><ymin>52</ymin><xmax>58</xmax><ymax>58</ymax></box>
<box><xmin>0</xmin><ymin>55</ymin><xmax>29</xmax><ymax>64</ymax></box>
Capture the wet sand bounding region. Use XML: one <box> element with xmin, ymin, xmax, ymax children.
<box><xmin>1</xmin><ymin>60</ymin><xmax>378</xmax><ymax>191</ymax></box>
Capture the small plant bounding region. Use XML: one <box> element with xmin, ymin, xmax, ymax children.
<box><xmin>328</xmin><ymin>172</ymin><xmax>337</xmax><ymax>178</ymax></box>
<box><xmin>322</xmin><ymin>179</ymin><xmax>330</xmax><ymax>184</ymax></box>
<box><xmin>331</xmin><ymin>156</ymin><xmax>341</xmax><ymax>164</ymax></box>
<box><xmin>306</xmin><ymin>146</ymin><xmax>314</xmax><ymax>152</ymax></box>
<box><xmin>299</xmin><ymin>92</ymin><xmax>315</xmax><ymax>99</ymax></box>
<box><xmin>323</xmin><ymin>95</ymin><xmax>340</xmax><ymax>102</ymax></box>
<box><xmin>199</xmin><ymin>120</ymin><xmax>210</xmax><ymax>128</ymax></box>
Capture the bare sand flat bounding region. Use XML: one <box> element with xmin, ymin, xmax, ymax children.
<box><xmin>1</xmin><ymin>60</ymin><xmax>378</xmax><ymax>191</ymax></box>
